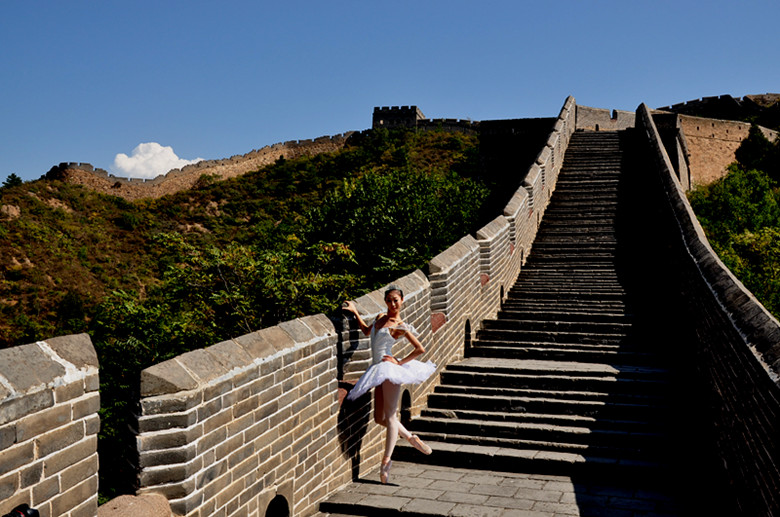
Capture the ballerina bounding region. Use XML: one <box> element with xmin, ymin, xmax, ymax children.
<box><xmin>343</xmin><ymin>285</ymin><xmax>436</xmax><ymax>484</ymax></box>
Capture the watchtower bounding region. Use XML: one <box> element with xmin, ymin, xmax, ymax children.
<box><xmin>372</xmin><ymin>105</ymin><xmax>426</xmax><ymax>129</ymax></box>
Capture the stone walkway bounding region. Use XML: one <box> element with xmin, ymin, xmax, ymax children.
<box><xmin>316</xmin><ymin>461</ymin><xmax>683</xmax><ymax>517</ymax></box>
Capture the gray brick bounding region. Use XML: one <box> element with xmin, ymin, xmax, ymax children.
<box><xmin>36</xmin><ymin>421</ymin><xmax>84</xmax><ymax>458</ymax></box>
<box><xmin>19</xmin><ymin>462</ymin><xmax>42</xmax><ymax>488</ymax></box>
<box><xmin>0</xmin><ymin>424</ymin><xmax>16</xmax><ymax>451</ymax></box>
<box><xmin>142</xmin><ymin>391</ymin><xmax>203</xmax><ymax>416</ymax></box>
<box><xmin>234</xmin><ymin>330</ymin><xmax>277</xmax><ymax>360</ymax></box>
<box><xmin>0</xmin><ymin>441</ymin><xmax>35</xmax><ymax>476</ymax></box>
<box><xmin>43</xmin><ymin>436</ymin><xmax>96</xmax><ymax>476</ymax></box>
<box><xmin>50</xmin><ymin>474</ymin><xmax>96</xmax><ymax>516</ymax></box>
<box><xmin>139</xmin><ymin>443</ymin><xmax>198</xmax><ymax>468</ymax></box>
<box><xmin>72</xmin><ymin>392</ymin><xmax>100</xmax><ymax>420</ymax></box>
<box><xmin>59</xmin><ymin>454</ymin><xmax>98</xmax><ymax>492</ymax></box>
<box><xmin>0</xmin><ymin>390</ymin><xmax>54</xmax><ymax>426</ymax></box>
<box><xmin>54</xmin><ymin>380</ymin><xmax>85</xmax><ymax>403</ymax></box>
<box><xmin>0</xmin><ymin>472</ymin><xmax>19</xmax><ymax>502</ymax></box>
<box><xmin>32</xmin><ymin>475</ymin><xmax>60</xmax><ymax>505</ymax></box>
<box><xmin>138</xmin><ymin>408</ymin><xmax>197</xmax><ymax>433</ymax></box>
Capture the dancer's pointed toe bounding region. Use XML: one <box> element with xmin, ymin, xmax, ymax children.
<box><xmin>408</xmin><ymin>434</ymin><xmax>432</xmax><ymax>455</ymax></box>
<box><xmin>379</xmin><ymin>459</ymin><xmax>393</xmax><ymax>484</ymax></box>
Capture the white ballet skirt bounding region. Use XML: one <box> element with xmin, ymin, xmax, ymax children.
<box><xmin>346</xmin><ymin>322</ymin><xmax>436</xmax><ymax>400</ymax></box>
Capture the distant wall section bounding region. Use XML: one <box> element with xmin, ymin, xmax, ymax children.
<box><xmin>47</xmin><ymin>134</ymin><xmax>352</xmax><ymax>201</ymax></box>
<box><xmin>675</xmin><ymin>114</ymin><xmax>777</xmax><ymax>186</ymax></box>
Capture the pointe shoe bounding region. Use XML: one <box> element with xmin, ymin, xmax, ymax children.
<box><xmin>379</xmin><ymin>459</ymin><xmax>392</xmax><ymax>484</ymax></box>
<box><xmin>408</xmin><ymin>434</ymin><xmax>432</xmax><ymax>455</ymax></box>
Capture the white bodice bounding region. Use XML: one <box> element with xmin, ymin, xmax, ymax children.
<box><xmin>369</xmin><ymin>322</ymin><xmax>415</xmax><ymax>365</ymax></box>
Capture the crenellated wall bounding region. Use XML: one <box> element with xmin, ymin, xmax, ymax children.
<box><xmin>0</xmin><ymin>334</ymin><xmax>100</xmax><ymax>517</ymax></box>
<box><xmin>637</xmin><ymin>104</ymin><xmax>780</xmax><ymax>516</ymax></box>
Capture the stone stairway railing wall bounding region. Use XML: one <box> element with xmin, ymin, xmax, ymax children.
<box><xmin>0</xmin><ymin>334</ymin><xmax>100</xmax><ymax>517</ymax></box>
<box><xmin>637</xmin><ymin>103</ymin><xmax>780</xmax><ymax>517</ymax></box>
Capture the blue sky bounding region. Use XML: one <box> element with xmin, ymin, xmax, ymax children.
<box><xmin>2</xmin><ymin>1</ymin><xmax>778</xmax><ymax>181</ymax></box>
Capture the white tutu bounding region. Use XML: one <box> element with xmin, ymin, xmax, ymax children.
<box><xmin>346</xmin><ymin>359</ymin><xmax>436</xmax><ymax>400</ymax></box>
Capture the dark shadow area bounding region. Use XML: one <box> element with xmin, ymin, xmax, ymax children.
<box><xmin>264</xmin><ymin>495</ymin><xmax>290</xmax><ymax>517</ymax></box>
<box><xmin>336</xmin><ymin>382</ymin><xmax>372</xmax><ymax>481</ymax></box>
<box><xmin>334</xmin><ymin>313</ymin><xmax>373</xmax><ymax>480</ymax></box>
<box><xmin>570</xmin><ymin>128</ymin><xmax>738</xmax><ymax>515</ymax></box>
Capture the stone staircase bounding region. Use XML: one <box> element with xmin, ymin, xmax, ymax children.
<box><xmin>319</xmin><ymin>131</ymin><xmax>710</xmax><ymax>516</ymax></box>
<box><xmin>394</xmin><ymin>130</ymin><xmax>678</xmax><ymax>479</ymax></box>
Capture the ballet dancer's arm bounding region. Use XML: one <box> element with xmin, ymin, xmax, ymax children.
<box><xmin>342</xmin><ymin>300</ymin><xmax>373</xmax><ymax>336</ymax></box>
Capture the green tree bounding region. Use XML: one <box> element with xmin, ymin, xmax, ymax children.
<box><xmin>304</xmin><ymin>166</ymin><xmax>489</xmax><ymax>282</ymax></box>
<box><xmin>688</xmin><ymin>165</ymin><xmax>780</xmax><ymax>243</ymax></box>
<box><xmin>735</xmin><ymin>125</ymin><xmax>780</xmax><ymax>180</ymax></box>
<box><xmin>2</xmin><ymin>173</ymin><xmax>23</xmax><ymax>188</ymax></box>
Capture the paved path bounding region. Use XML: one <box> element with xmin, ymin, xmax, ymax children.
<box><xmin>317</xmin><ymin>461</ymin><xmax>684</xmax><ymax>517</ymax></box>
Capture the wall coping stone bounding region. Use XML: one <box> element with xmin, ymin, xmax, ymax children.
<box><xmin>524</xmin><ymin>164</ymin><xmax>542</xmax><ymax>187</ymax></box>
<box><xmin>504</xmin><ymin>188</ymin><xmax>529</xmax><ymax>218</ymax></box>
<box><xmin>476</xmin><ymin>216</ymin><xmax>510</xmax><ymax>241</ymax></box>
<box><xmin>428</xmin><ymin>235</ymin><xmax>479</xmax><ymax>275</ymax></box>
<box><xmin>45</xmin><ymin>333</ymin><xmax>99</xmax><ymax>369</ymax></box>
<box><xmin>141</xmin><ymin>360</ymin><xmax>200</xmax><ymax>398</ymax></box>
<box><xmin>536</xmin><ymin>146</ymin><xmax>552</xmax><ymax>165</ymax></box>
<box><xmin>140</xmin><ymin>316</ymin><xmax>338</xmax><ymax>397</ymax></box>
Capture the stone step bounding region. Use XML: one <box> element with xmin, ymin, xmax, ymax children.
<box><xmin>390</xmin><ymin>440</ymin><xmax>667</xmax><ymax>482</ymax></box>
<box><xmin>506</xmin><ymin>286</ymin><xmax>626</xmax><ymax>296</ymax></box>
<box><xmin>501</xmin><ymin>299</ymin><xmax>628</xmax><ymax>312</ymax></box>
<box><xmin>420</xmin><ymin>407</ymin><xmax>665</xmax><ymax>433</ymax></box>
<box><xmin>475</xmin><ymin>328</ymin><xmax>627</xmax><ymax>345</ymax></box>
<box><xmin>425</xmin><ymin>389</ymin><xmax>670</xmax><ymax>422</ymax></box>
<box><xmin>467</xmin><ymin>343</ymin><xmax>662</xmax><ymax>366</ymax></box>
<box><xmin>446</xmin><ymin>358</ymin><xmax>671</xmax><ymax>381</ymax></box>
<box><xmin>496</xmin><ymin>309</ymin><xmax>631</xmax><ymax>323</ymax></box>
<box><xmin>481</xmin><ymin>318</ymin><xmax>632</xmax><ymax>334</ymax></box>
<box><xmin>409</xmin><ymin>416</ymin><xmax>669</xmax><ymax>454</ymax></box>
<box><xmin>438</xmin><ymin>368</ymin><xmax>671</xmax><ymax>395</ymax></box>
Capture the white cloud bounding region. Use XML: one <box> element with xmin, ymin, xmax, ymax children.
<box><xmin>112</xmin><ymin>142</ymin><xmax>203</xmax><ymax>179</ymax></box>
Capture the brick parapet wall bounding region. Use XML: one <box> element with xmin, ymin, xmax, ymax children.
<box><xmin>576</xmin><ymin>105</ymin><xmax>636</xmax><ymax>131</ymax></box>
<box><xmin>0</xmin><ymin>334</ymin><xmax>100</xmax><ymax>517</ymax></box>
<box><xmin>637</xmin><ymin>103</ymin><xmax>780</xmax><ymax>516</ymax></box>
<box><xmin>50</xmin><ymin>134</ymin><xmax>352</xmax><ymax>201</ymax></box>
<box><xmin>136</xmin><ymin>314</ymin><xmax>344</xmax><ymax>517</ymax></box>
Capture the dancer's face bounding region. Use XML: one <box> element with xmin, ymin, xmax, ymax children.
<box><xmin>385</xmin><ymin>291</ymin><xmax>403</xmax><ymax>313</ymax></box>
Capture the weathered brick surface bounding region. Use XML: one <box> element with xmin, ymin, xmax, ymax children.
<box><xmin>0</xmin><ymin>334</ymin><xmax>100</xmax><ymax>517</ymax></box>
<box><xmin>638</xmin><ymin>104</ymin><xmax>780</xmax><ymax>517</ymax></box>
